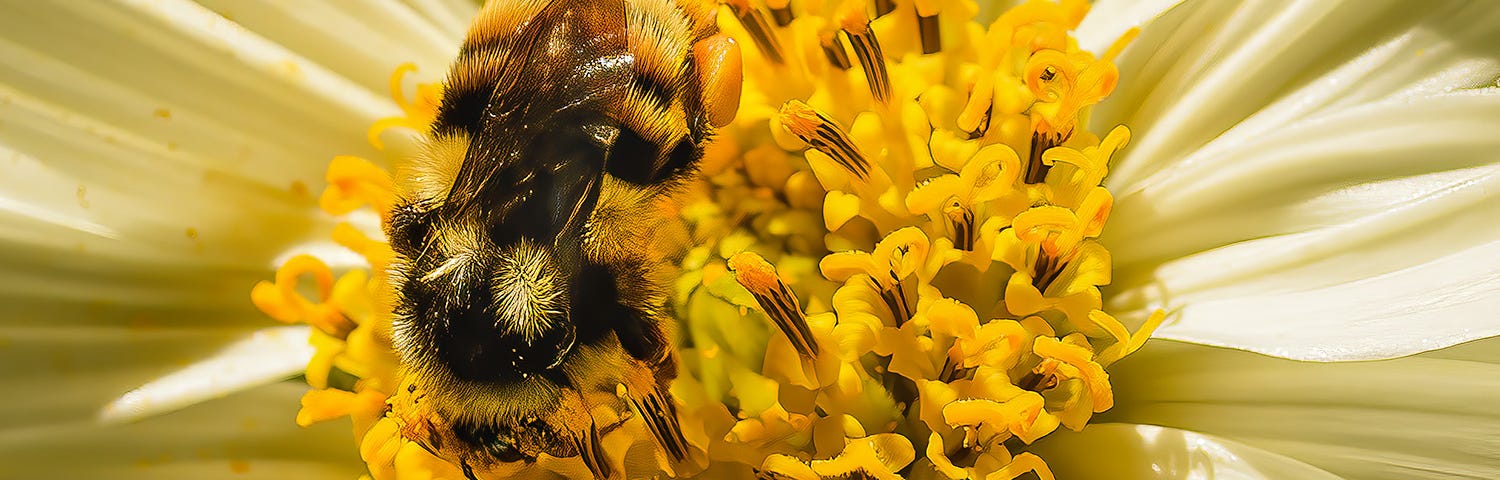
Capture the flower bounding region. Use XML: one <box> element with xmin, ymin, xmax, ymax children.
<box><xmin>4</xmin><ymin>1</ymin><xmax>1500</xmax><ymax>479</ymax></box>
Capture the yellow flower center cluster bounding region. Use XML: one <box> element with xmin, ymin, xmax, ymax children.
<box><xmin>250</xmin><ymin>1</ymin><xmax>1161</xmax><ymax>479</ymax></box>
<box><xmin>679</xmin><ymin>0</ymin><xmax>1160</xmax><ymax>478</ymax></box>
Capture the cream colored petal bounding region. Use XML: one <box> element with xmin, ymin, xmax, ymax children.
<box><xmin>0</xmin><ymin>0</ymin><xmax>454</xmax><ymax>431</ymax></box>
<box><xmin>1108</xmin><ymin>91</ymin><xmax>1500</xmax><ymax>361</ymax></box>
<box><xmin>194</xmin><ymin>0</ymin><xmax>468</xmax><ymax>90</ymax></box>
<box><xmin>1095</xmin><ymin>0</ymin><xmax>1500</xmax><ymax>360</ymax></box>
<box><xmin>1103</xmin><ymin>338</ymin><xmax>1500</xmax><ymax>479</ymax></box>
<box><xmin>1100</xmin><ymin>1</ymin><xmax>1500</xmax><ymax>188</ymax></box>
<box><xmin>2</xmin><ymin>383</ymin><xmax>363</xmax><ymax>479</ymax></box>
<box><xmin>1033</xmin><ymin>423</ymin><xmax>1343</xmax><ymax>480</ymax></box>
<box><xmin>1075</xmin><ymin>0</ymin><xmax>1186</xmax><ymax>56</ymax></box>
<box><xmin>100</xmin><ymin>326</ymin><xmax>315</xmax><ymax>423</ymax></box>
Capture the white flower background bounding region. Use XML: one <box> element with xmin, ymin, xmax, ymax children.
<box><xmin>0</xmin><ymin>0</ymin><xmax>1496</xmax><ymax>479</ymax></box>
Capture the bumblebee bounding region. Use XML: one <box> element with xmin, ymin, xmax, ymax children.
<box><xmin>383</xmin><ymin>0</ymin><xmax>740</xmax><ymax>478</ymax></box>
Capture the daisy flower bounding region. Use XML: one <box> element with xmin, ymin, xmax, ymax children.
<box><xmin>2</xmin><ymin>0</ymin><xmax>1497</xmax><ymax>479</ymax></box>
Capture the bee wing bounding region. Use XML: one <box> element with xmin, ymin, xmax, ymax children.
<box><xmin>447</xmin><ymin>0</ymin><xmax>632</xmax><ymax>246</ymax></box>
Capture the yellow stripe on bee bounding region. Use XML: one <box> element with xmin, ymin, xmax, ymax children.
<box><xmin>621</xmin><ymin>85</ymin><xmax>689</xmax><ymax>148</ymax></box>
<box><xmin>628</xmin><ymin>0</ymin><xmax>693</xmax><ymax>91</ymax></box>
<box><xmin>462</xmin><ymin>0</ymin><xmax>550</xmax><ymax>50</ymax></box>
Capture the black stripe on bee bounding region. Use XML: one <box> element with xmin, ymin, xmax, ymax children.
<box><xmin>631</xmin><ymin>71</ymin><xmax>679</xmax><ymax>109</ymax></box>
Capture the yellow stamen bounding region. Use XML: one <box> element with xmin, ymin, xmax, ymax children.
<box><xmin>369</xmin><ymin>63</ymin><xmax>442</xmax><ymax>150</ymax></box>
<box><xmin>250</xmin><ymin>255</ymin><xmax>356</xmax><ymax>338</ymax></box>
<box><xmin>321</xmin><ymin>155</ymin><xmax>395</xmax><ymax>217</ymax></box>
<box><xmin>1032</xmin><ymin>336</ymin><xmax>1112</xmax><ymax>411</ymax></box>
<box><xmin>992</xmin><ymin>453</ymin><xmax>1055</xmax><ymax>480</ymax></box>
<box><xmin>766</xmin><ymin>0</ymin><xmax>793</xmax><ymax>26</ymax></box>
<box><xmin>958</xmin><ymin>73</ymin><xmax>995</xmax><ymax>138</ymax></box>
<box><xmin>729</xmin><ymin>251</ymin><xmax>819</xmax><ymax>357</ymax></box>
<box><xmin>778</xmin><ymin>101</ymin><xmax>872</xmax><ymax>180</ymax></box>
<box><xmin>819</xmin><ymin>29</ymin><xmax>854</xmax><ymax>70</ymax></box>
<box><xmin>1103</xmin><ymin>27</ymin><xmax>1140</xmax><ymax>62</ymax></box>
<box><xmin>1023</xmin><ymin>48</ymin><xmax>1119</xmax><ymax>183</ymax></box>
<box><xmin>944</xmin><ymin>202</ymin><xmax>975</xmax><ymax>251</ymax></box>
<box><xmin>915</xmin><ymin>0</ymin><xmax>942</xmax><ymax>54</ymax></box>
<box><xmin>332</xmin><ymin>222</ymin><xmax>394</xmax><ymax>273</ymax></box>
<box><xmin>840</xmin><ymin>5</ymin><xmax>892</xmax><ymax>104</ymax></box>
<box><xmin>725</xmin><ymin>0</ymin><xmax>786</xmax><ymax>64</ymax></box>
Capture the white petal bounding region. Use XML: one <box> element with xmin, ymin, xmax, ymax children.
<box><xmin>1104</xmin><ymin>338</ymin><xmax>1500</xmax><ymax>479</ymax></box>
<box><xmin>0</xmin><ymin>323</ymin><xmax>301</xmax><ymax>430</ymax></box>
<box><xmin>100</xmin><ymin>326</ymin><xmax>315</xmax><ymax>424</ymax></box>
<box><xmin>1033</xmin><ymin>423</ymin><xmax>1343</xmax><ymax>480</ymax></box>
<box><xmin>0</xmin><ymin>0</ymin><xmax>451</xmax><ymax>428</ymax></box>
<box><xmin>1</xmin><ymin>383</ymin><xmax>363</xmax><ymax>479</ymax></box>
<box><xmin>1094</xmin><ymin>0</ymin><xmax>1500</xmax><ymax>359</ymax></box>
<box><xmin>1125</xmin><ymin>237</ymin><xmax>1500</xmax><ymax>361</ymax></box>
<box><xmin>1100</xmin><ymin>0</ymin><xmax>1500</xmax><ymax>188</ymax></box>
<box><xmin>193</xmin><ymin>0</ymin><xmax>469</xmax><ymax>88</ymax></box>
<box><xmin>1076</xmin><ymin>0</ymin><xmax>1186</xmax><ymax>55</ymax></box>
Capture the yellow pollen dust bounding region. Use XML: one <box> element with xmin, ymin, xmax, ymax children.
<box><xmin>253</xmin><ymin>1</ymin><xmax>1160</xmax><ymax>479</ymax></box>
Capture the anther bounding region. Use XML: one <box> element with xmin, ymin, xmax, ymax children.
<box><xmin>729</xmin><ymin>252</ymin><xmax>820</xmax><ymax>357</ymax></box>
<box><xmin>779</xmin><ymin>101</ymin><xmax>872</xmax><ymax>180</ymax></box>
<box><xmin>915</xmin><ymin>0</ymin><xmax>941</xmax><ymax>54</ymax></box>
<box><xmin>1031</xmin><ymin>250</ymin><xmax>1066</xmax><ymax>294</ymax></box>
<box><xmin>819</xmin><ymin>30</ymin><xmax>853</xmax><ymax>71</ymax></box>
<box><xmin>958</xmin><ymin>76</ymin><xmax>994</xmax><ymax>139</ymax></box>
<box><xmin>944</xmin><ymin>202</ymin><xmax>975</xmax><ymax>251</ymax></box>
<box><xmin>939</xmin><ymin>351</ymin><xmax>974</xmax><ymax>382</ymax></box>
<box><xmin>1018</xmin><ymin>360</ymin><xmax>1060</xmax><ymax>392</ymax></box>
<box><xmin>873</xmin><ymin>0</ymin><xmax>896</xmax><ymax>17</ymax></box>
<box><xmin>839</xmin><ymin>7</ymin><xmax>892</xmax><ymax>104</ymax></box>
<box><xmin>1026</xmin><ymin>130</ymin><xmax>1071</xmax><ymax>184</ymax></box>
<box><xmin>767</xmin><ymin>0</ymin><xmax>794</xmax><ymax>26</ymax></box>
<box><xmin>726</xmin><ymin>0</ymin><xmax>786</xmax><ymax>64</ymax></box>
<box><xmin>873</xmin><ymin>270</ymin><xmax>913</xmax><ymax>327</ymax></box>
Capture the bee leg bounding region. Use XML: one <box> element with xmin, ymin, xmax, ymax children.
<box><xmin>626</xmin><ymin>385</ymin><xmax>689</xmax><ymax>463</ymax></box>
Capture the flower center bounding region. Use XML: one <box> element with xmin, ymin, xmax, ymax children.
<box><xmin>253</xmin><ymin>1</ymin><xmax>1163</xmax><ymax>479</ymax></box>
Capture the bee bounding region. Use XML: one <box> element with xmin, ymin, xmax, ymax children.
<box><xmin>383</xmin><ymin>0</ymin><xmax>740</xmax><ymax>478</ymax></box>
